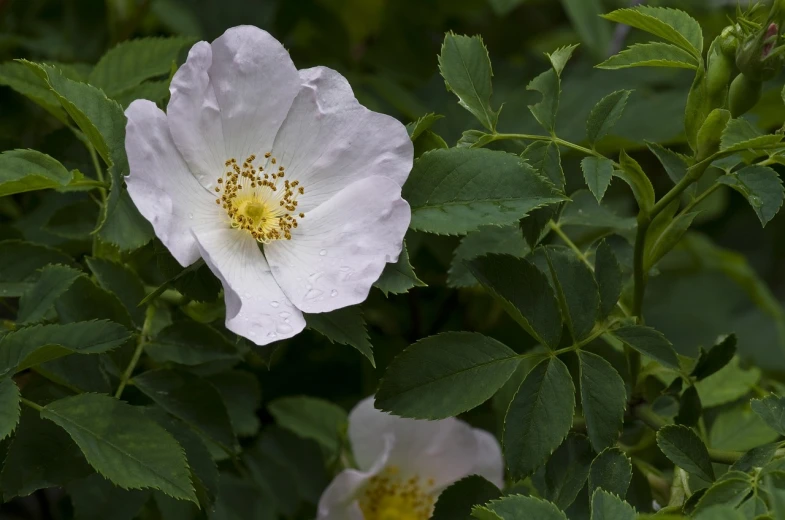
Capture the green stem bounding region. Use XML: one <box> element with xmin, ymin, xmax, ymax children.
<box><xmin>20</xmin><ymin>397</ymin><xmax>44</xmax><ymax>412</ymax></box>
<box><xmin>114</xmin><ymin>305</ymin><xmax>155</xmax><ymax>399</ymax></box>
<box><xmin>681</xmin><ymin>183</ymin><xmax>722</xmax><ymax>216</ymax></box>
<box><xmin>489</xmin><ymin>133</ymin><xmax>617</xmax><ymax>164</ymax></box>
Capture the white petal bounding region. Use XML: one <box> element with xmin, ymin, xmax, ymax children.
<box><xmin>264</xmin><ymin>176</ymin><xmax>410</xmax><ymax>314</ymax></box>
<box><xmin>167</xmin><ymin>41</ymin><xmax>227</xmax><ymax>189</ymax></box>
<box><xmin>317</xmin><ymin>436</ymin><xmax>392</xmax><ymax>520</ymax></box>
<box><xmin>125</xmin><ymin>99</ymin><xmax>217</xmax><ymax>267</ymax></box>
<box><xmin>469</xmin><ymin>429</ymin><xmax>504</xmax><ymax>489</ymax></box>
<box><xmin>192</xmin><ymin>226</ymin><xmax>305</xmax><ymax>345</ymax></box>
<box><xmin>271</xmin><ymin>66</ymin><xmax>413</xmax><ymax>213</ymax></box>
<box><xmin>209</xmin><ymin>26</ymin><xmax>300</xmax><ymax>167</ymax></box>
<box><xmin>348</xmin><ymin>397</ymin><xmax>481</xmax><ymax>489</ymax></box>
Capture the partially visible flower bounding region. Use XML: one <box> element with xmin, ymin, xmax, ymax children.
<box><xmin>317</xmin><ymin>397</ymin><xmax>504</xmax><ymax>520</ymax></box>
<box><xmin>125</xmin><ymin>26</ymin><xmax>413</xmax><ymax>346</ymax></box>
<box><xmin>735</xmin><ymin>2</ymin><xmax>785</xmax><ymax>81</ymax></box>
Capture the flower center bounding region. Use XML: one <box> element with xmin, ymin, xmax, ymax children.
<box><xmin>214</xmin><ymin>153</ymin><xmax>305</xmax><ymax>243</ymax></box>
<box><xmin>359</xmin><ymin>467</ymin><xmax>435</xmax><ymax>520</ymax></box>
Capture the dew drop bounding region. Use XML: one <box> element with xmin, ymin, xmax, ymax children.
<box><xmin>267</xmin><ymin>331</ymin><xmax>277</xmax><ymax>338</ymax></box>
<box><xmin>270</xmin><ymin>301</ymin><xmax>280</xmax><ymax>308</ymax></box>
<box><xmin>330</xmin><ymin>290</ymin><xmax>338</xmax><ymax>297</ymax></box>
<box><xmin>278</xmin><ymin>312</ymin><xmax>291</xmax><ymax>319</ymax></box>
<box><xmin>305</xmin><ymin>288</ymin><xmax>323</xmax><ymax>300</ymax></box>
<box><xmin>188</xmin><ymin>212</ymin><xmax>194</xmax><ymax>220</ymax></box>
<box><xmin>277</xmin><ymin>323</ymin><xmax>293</xmax><ymax>334</ymax></box>
<box><xmin>340</xmin><ymin>266</ymin><xmax>351</xmax><ymax>272</ymax></box>
<box><xmin>319</xmin><ymin>249</ymin><xmax>327</xmax><ymax>256</ymax></box>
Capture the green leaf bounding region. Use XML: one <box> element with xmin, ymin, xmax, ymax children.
<box><xmin>45</xmin><ymin>199</ymin><xmax>100</xmax><ymax>239</ymax></box>
<box><xmin>616</xmin><ymin>150</ymin><xmax>655</xmax><ymax>213</ymax></box>
<box><xmin>469</xmin><ymin>254</ymin><xmax>562</xmax><ymax>349</ymax></box>
<box><xmin>67</xmin><ymin>474</ymin><xmax>150</xmax><ymax>520</ymax></box>
<box><xmin>144</xmin><ymin>408</ymin><xmax>219</xmax><ymax>510</ymax></box>
<box><xmin>691</xmin><ymin>334</ymin><xmax>737</xmax><ymax>381</ymax></box>
<box><xmin>523</xmin><ymin>141</ymin><xmax>565</xmax><ymax>188</ymax></box>
<box><xmin>579</xmin><ymin>351</ymin><xmax>626</xmax><ymax>452</ymax></box>
<box><xmin>24</xmin><ymin>62</ymin><xmax>130</xmax><ymax>234</ymax></box>
<box><xmin>602</xmin><ymin>6</ymin><xmax>703</xmax><ymax>57</ymax></box>
<box><xmin>765</xmin><ymin>472</ymin><xmax>785</xmax><ymax>520</ymax></box>
<box><xmin>559</xmin><ymin>190</ymin><xmax>636</xmax><ymax>231</ymax></box>
<box><xmin>134</xmin><ymin>369</ymin><xmax>237</xmax><ymax>450</ymax></box>
<box><xmin>547</xmin><ymin>44</ymin><xmax>579</xmax><ymax>77</ymax></box>
<box><xmin>675</xmin><ymin>385</ymin><xmax>702</xmax><ymax>427</ymax></box>
<box><xmin>0</xmin><ymin>320</ymin><xmax>131</xmax><ymax>377</ymax></box>
<box><xmin>376</xmin><ymin>332</ymin><xmax>520</xmax><ymax>419</ymax></box>
<box><xmin>560</xmin><ymin>0</ymin><xmax>611</xmax><ymax>59</ymax></box>
<box><xmin>587</xmin><ymin>90</ymin><xmax>632</xmax><ymax>146</ymax></box>
<box><xmin>86</xmin><ymin>257</ymin><xmax>147</xmax><ymax>326</ymax></box>
<box><xmin>533</xmin><ymin>434</ymin><xmax>593</xmax><ymax>509</ymax></box>
<box><xmin>433</xmin><ymin>475</ymin><xmax>502</xmax><ymax>520</ymax></box>
<box><xmin>720</xmin><ymin>118</ymin><xmax>783</xmax><ymax>153</ymax></box>
<box><xmin>0</xmin><ymin>240</ymin><xmax>73</xmax><ymax>297</ymax></box>
<box><xmin>596</xmin><ymin>42</ymin><xmax>698</xmax><ymax>70</ymax></box>
<box><xmin>374</xmin><ymin>241</ymin><xmax>426</xmax><ymax>295</ymax></box>
<box><xmin>1</xmin><ymin>409</ymin><xmax>93</xmax><ymax>500</ymax></box>
<box><xmin>0</xmin><ymin>149</ymin><xmax>84</xmax><ymax>197</ymax></box>
<box><xmin>113</xmin><ymin>80</ymin><xmax>171</xmax><ymax>109</ymax></box>
<box><xmin>407</xmin><ymin>113</ymin><xmax>444</xmax><ymax>141</ymax></box>
<box><xmin>718</xmin><ymin>165</ymin><xmax>784</xmax><ymax>227</ymax></box>
<box><xmin>527</xmin><ymin>70</ymin><xmax>559</xmax><ymax>133</ymax></box>
<box><xmin>647</xmin><ymin>142</ymin><xmax>689</xmax><ymax>185</ymax></box>
<box><xmin>39</xmin><ymin>393</ymin><xmax>197</xmax><ymax>502</ymax></box>
<box><xmin>98</xmin><ymin>189</ymin><xmax>155</xmax><ymax>251</ymax></box>
<box><xmin>55</xmin><ymin>276</ymin><xmax>134</xmax><ymax>329</ymax></box>
<box><xmin>644</xmin><ymin>206</ymin><xmax>700</xmax><ymax>271</ymax></box>
<box><xmin>17</xmin><ymin>264</ymin><xmax>84</xmax><ymax>324</ymax></box>
<box><xmin>696</xmin><ymin>357</ymin><xmax>759</xmax><ymax>408</ymax></box>
<box><xmin>145</xmin><ymin>321</ymin><xmax>239</xmax><ymax>366</ymax></box>
<box><xmin>545</xmin><ymin>247</ymin><xmax>600</xmax><ymax>341</ymax></box>
<box><xmin>89</xmin><ymin>37</ymin><xmax>191</xmax><ymax>96</ymax></box>
<box><xmin>656</xmin><ymin>424</ymin><xmax>715</xmax><ymax>482</ymax></box>
<box><xmin>611</xmin><ymin>326</ymin><xmax>679</xmax><ymax>369</ymax></box>
<box><xmin>504</xmin><ymin>357</ymin><xmax>575</xmax><ymax>479</ymax></box>
<box><xmin>751</xmin><ymin>394</ymin><xmax>785</xmax><ymax>436</ymax></box>
<box><xmin>206</xmin><ymin>371</ymin><xmax>261</xmax><ymax>438</ymax></box>
<box><xmin>589</xmin><ymin>447</ymin><xmax>632</xmax><ymax>497</ymax></box>
<box><xmin>591</xmin><ymin>490</ymin><xmax>635</xmax><ymax>520</ymax></box>
<box><xmin>693</xmin><ymin>505</ymin><xmax>747</xmax><ymax>520</ymax></box>
<box><xmin>696</xmin><ymin>109</ymin><xmax>731</xmax><ymax>159</ymax></box>
<box><xmin>710</xmin><ymin>406</ymin><xmax>779</xmax><ymax>451</ymax></box>
<box><xmin>731</xmin><ymin>443</ymin><xmax>777</xmax><ymax>473</ymax></box>
<box><xmin>581</xmin><ymin>156</ymin><xmax>614</xmax><ymax>203</ymax></box>
<box><xmin>268</xmin><ymin>396</ymin><xmax>348</xmax><ymax>457</ymax></box>
<box><xmin>0</xmin><ymin>61</ymin><xmax>71</xmax><ymax>123</ymax></box>
<box><xmin>0</xmin><ymin>377</ymin><xmax>20</xmax><ymax>441</ymax></box>
<box><xmin>438</xmin><ymin>33</ymin><xmax>499</xmax><ymax>132</ymax></box>
<box><xmin>478</xmin><ymin>495</ymin><xmax>568</xmax><ymax>520</ymax></box>
<box><xmin>692</xmin><ymin>477</ymin><xmax>753</xmax><ymax>515</ymax></box>
<box><xmin>305</xmin><ymin>305</ymin><xmax>374</xmax><ymax>366</ymax></box>
<box><xmin>595</xmin><ymin>239</ymin><xmax>622</xmax><ymax>319</ymax></box>
<box><xmin>403</xmin><ymin>148</ymin><xmax>564</xmax><ymax>235</ymax></box>
<box><xmin>449</xmin><ymin>226</ymin><xmax>529</xmax><ymax>288</ymax></box>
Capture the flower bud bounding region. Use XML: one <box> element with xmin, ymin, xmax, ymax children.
<box><xmin>735</xmin><ymin>7</ymin><xmax>785</xmax><ymax>81</ymax></box>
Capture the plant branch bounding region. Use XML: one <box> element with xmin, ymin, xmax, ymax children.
<box><xmin>20</xmin><ymin>397</ymin><xmax>44</xmax><ymax>412</ymax></box>
<box><xmin>486</xmin><ymin>133</ymin><xmax>618</xmax><ymax>165</ymax></box>
<box><xmin>114</xmin><ymin>305</ymin><xmax>155</xmax><ymax>399</ymax></box>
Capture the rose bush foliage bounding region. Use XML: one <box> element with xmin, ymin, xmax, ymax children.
<box><xmin>2</xmin><ymin>0</ymin><xmax>785</xmax><ymax>519</ymax></box>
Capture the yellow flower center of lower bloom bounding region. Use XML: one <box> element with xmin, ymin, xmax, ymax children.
<box><xmin>214</xmin><ymin>153</ymin><xmax>305</xmax><ymax>243</ymax></box>
<box><xmin>359</xmin><ymin>467</ymin><xmax>436</xmax><ymax>520</ymax></box>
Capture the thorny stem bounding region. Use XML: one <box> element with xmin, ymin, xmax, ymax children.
<box><xmin>114</xmin><ymin>305</ymin><xmax>156</xmax><ymax>399</ymax></box>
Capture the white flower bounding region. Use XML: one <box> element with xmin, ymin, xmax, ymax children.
<box><xmin>317</xmin><ymin>396</ymin><xmax>504</xmax><ymax>520</ymax></box>
<box><xmin>125</xmin><ymin>26</ymin><xmax>413</xmax><ymax>345</ymax></box>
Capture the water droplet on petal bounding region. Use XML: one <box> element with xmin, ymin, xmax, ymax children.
<box><xmin>305</xmin><ymin>288</ymin><xmax>323</xmax><ymax>300</ymax></box>
<box><xmin>267</xmin><ymin>331</ymin><xmax>277</xmax><ymax>338</ymax></box>
<box><xmin>330</xmin><ymin>290</ymin><xmax>338</xmax><ymax>297</ymax></box>
<box><xmin>188</xmin><ymin>213</ymin><xmax>194</xmax><ymax>219</ymax></box>
<box><xmin>319</xmin><ymin>249</ymin><xmax>327</xmax><ymax>256</ymax></box>
<box><xmin>270</xmin><ymin>301</ymin><xmax>279</xmax><ymax>308</ymax></box>
<box><xmin>340</xmin><ymin>266</ymin><xmax>351</xmax><ymax>272</ymax></box>
<box><xmin>279</xmin><ymin>312</ymin><xmax>290</xmax><ymax>319</ymax></box>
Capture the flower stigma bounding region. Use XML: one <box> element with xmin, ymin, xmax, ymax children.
<box><xmin>215</xmin><ymin>153</ymin><xmax>305</xmax><ymax>243</ymax></box>
<box><xmin>359</xmin><ymin>466</ymin><xmax>436</xmax><ymax>520</ymax></box>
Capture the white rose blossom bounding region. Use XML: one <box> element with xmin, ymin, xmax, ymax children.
<box><xmin>318</xmin><ymin>396</ymin><xmax>504</xmax><ymax>520</ymax></box>
<box><xmin>125</xmin><ymin>26</ymin><xmax>413</xmax><ymax>345</ymax></box>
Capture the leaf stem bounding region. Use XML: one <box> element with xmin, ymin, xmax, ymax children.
<box><xmin>680</xmin><ymin>183</ymin><xmax>722</xmax><ymax>216</ymax></box>
<box><xmin>489</xmin><ymin>133</ymin><xmax>618</xmax><ymax>165</ymax></box>
<box><xmin>20</xmin><ymin>397</ymin><xmax>44</xmax><ymax>412</ymax></box>
<box><xmin>114</xmin><ymin>305</ymin><xmax>155</xmax><ymax>399</ymax></box>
